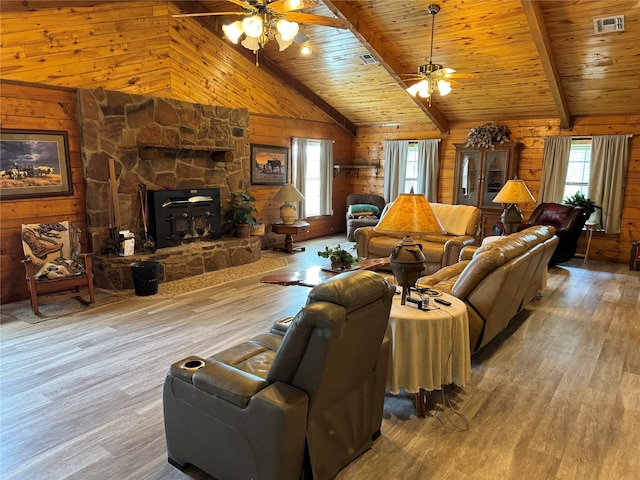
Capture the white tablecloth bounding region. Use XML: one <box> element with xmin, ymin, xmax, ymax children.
<box><xmin>386</xmin><ymin>292</ymin><xmax>471</xmax><ymax>394</ymax></box>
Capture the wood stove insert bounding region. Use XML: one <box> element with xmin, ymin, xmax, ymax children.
<box><xmin>148</xmin><ymin>189</ymin><xmax>221</xmax><ymax>249</ymax></box>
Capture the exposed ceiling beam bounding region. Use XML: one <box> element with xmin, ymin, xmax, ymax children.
<box><xmin>520</xmin><ymin>0</ymin><xmax>572</xmax><ymax>129</ymax></box>
<box><xmin>323</xmin><ymin>0</ymin><xmax>450</xmax><ymax>134</ymax></box>
<box><xmin>171</xmin><ymin>1</ymin><xmax>357</xmax><ymax>136</ymax></box>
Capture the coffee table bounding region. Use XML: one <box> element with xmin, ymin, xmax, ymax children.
<box><xmin>260</xmin><ymin>257</ymin><xmax>391</xmax><ymax>287</ymax></box>
<box><xmin>386</xmin><ymin>292</ymin><xmax>471</xmax><ymax>417</ymax></box>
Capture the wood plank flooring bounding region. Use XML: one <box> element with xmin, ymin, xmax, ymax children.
<box><xmin>1</xmin><ymin>235</ymin><xmax>639</xmax><ymax>480</ymax></box>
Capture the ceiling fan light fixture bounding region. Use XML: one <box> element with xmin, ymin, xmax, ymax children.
<box><xmin>275</xmin><ymin>32</ymin><xmax>295</xmax><ymax>51</ymax></box>
<box><xmin>222</xmin><ymin>21</ymin><xmax>243</xmax><ymax>43</ymax></box>
<box><xmin>406</xmin><ymin>4</ymin><xmax>461</xmax><ymax>102</ymax></box>
<box><xmin>276</xmin><ymin>19</ymin><xmax>299</xmax><ymax>41</ymax></box>
<box><xmin>437</xmin><ymin>79</ymin><xmax>452</xmax><ymax>95</ymax></box>
<box><xmin>241</xmin><ymin>35</ymin><xmax>260</xmax><ymax>51</ymax></box>
<box><xmin>242</xmin><ymin>15</ymin><xmax>264</xmax><ymax>38</ymax></box>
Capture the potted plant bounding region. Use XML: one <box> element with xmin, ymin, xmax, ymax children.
<box><xmin>318</xmin><ymin>244</ymin><xmax>360</xmax><ymax>270</ymax></box>
<box><xmin>563</xmin><ymin>191</ymin><xmax>600</xmax><ymax>219</ymax></box>
<box><xmin>224</xmin><ymin>189</ymin><xmax>258</xmax><ymax>238</ymax></box>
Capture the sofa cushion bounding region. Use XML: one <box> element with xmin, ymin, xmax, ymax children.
<box><xmin>430</xmin><ymin>203</ymin><xmax>478</xmax><ymax>236</ymax></box>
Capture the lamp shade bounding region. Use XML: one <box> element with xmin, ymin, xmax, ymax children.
<box><xmin>375</xmin><ymin>193</ymin><xmax>445</xmax><ymax>235</ymax></box>
<box><xmin>493</xmin><ymin>177</ymin><xmax>536</xmax><ymax>204</ymax></box>
<box><xmin>273</xmin><ymin>183</ymin><xmax>304</xmax><ymax>203</ymax></box>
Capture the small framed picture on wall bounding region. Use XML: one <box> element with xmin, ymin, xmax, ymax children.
<box><xmin>250</xmin><ymin>144</ymin><xmax>289</xmax><ymax>186</ymax></box>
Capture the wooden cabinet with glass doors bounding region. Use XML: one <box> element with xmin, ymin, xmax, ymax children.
<box><xmin>453</xmin><ymin>142</ymin><xmax>522</xmax><ymax>239</ymax></box>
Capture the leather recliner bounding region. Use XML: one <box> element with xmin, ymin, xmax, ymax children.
<box><xmin>494</xmin><ymin>202</ymin><xmax>588</xmax><ymax>265</ymax></box>
<box><xmin>163</xmin><ymin>270</ymin><xmax>395</xmax><ymax>480</ymax></box>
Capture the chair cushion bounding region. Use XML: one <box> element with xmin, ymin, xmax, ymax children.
<box><xmin>21</xmin><ymin>221</ymin><xmax>84</xmax><ymax>280</ymax></box>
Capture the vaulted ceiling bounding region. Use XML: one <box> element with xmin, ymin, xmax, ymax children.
<box><xmin>173</xmin><ymin>0</ymin><xmax>640</xmax><ymax>135</ymax></box>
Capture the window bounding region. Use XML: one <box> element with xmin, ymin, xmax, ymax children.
<box><xmin>303</xmin><ymin>139</ymin><xmax>321</xmax><ymax>217</ymax></box>
<box><xmin>404</xmin><ymin>143</ymin><xmax>419</xmax><ymax>193</ymax></box>
<box><xmin>563</xmin><ymin>139</ymin><xmax>591</xmax><ymax>199</ymax></box>
<box><xmin>292</xmin><ymin>138</ymin><xmax>334</xmax><ymax>219</ymax></box>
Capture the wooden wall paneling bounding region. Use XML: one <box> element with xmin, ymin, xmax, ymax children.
<box><xmin>0</xmin><ymin>82</ymin><xmax>87</xmax><ymax>304</ymax></box>
<box><xmin>354</xmin><ymin>117</ymin><xmax>639</xmax><ymax>263</ymax></box>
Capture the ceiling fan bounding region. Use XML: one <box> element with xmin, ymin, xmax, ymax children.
<box><xmin>173</xmin><ymin>0</ymin><xmax>350</xmax><ymax>65</ymax></box>
<box><xmin>404</xmin><ymin>4</ymin><xmax>474</xmax><ymax>104</ymax></box>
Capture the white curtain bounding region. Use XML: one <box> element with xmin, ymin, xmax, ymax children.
<box><xmin>539</xmin><ymin>136</ymin><xmax>572</xmax><ymax>203</ymax></box>
<box><xmin>589</xmin><ymin>135</ymin><xmax>630</xmax><ymax>233</ymax></box>
<box><xmin>383</xmin><ymin>140</ymin><xmax>408</xmax><ymax>202</ymax></box>
<box><xmin>318</xmin><ymin>139</ymin><xmax>334</xmax><ymax>216</ymax></box>
<box><xmin>415</xmin><ymin>139</ymin><xmax>440</xmax><ymax>202</ymax></box>
<box><xmin>292</xmin><ymin>137</ymin><xmax>308</xmax><ymax>219</ymax></box>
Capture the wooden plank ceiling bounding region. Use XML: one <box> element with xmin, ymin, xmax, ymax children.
<box><xmin>176</xmin><ymin>0</ymin><xmax>639</xmax><ymax>134</ymax></box>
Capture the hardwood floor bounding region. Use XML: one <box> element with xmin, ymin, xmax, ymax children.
<box><xmin>1</xmin><ymin>235</ymin><xmax>639</xmax><ymax>480</ymax></box>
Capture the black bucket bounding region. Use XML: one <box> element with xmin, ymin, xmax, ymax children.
<box><xmin>130</xmin><ymin>261</ymin><xmax>160</xmax><ymax>296</ymax></box>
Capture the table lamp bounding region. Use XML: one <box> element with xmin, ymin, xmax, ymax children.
<box><xmin>492</xmin><ymin>176</ymin><xmax>536</xmax><ymax>234</ymax></box>
<box><xmin>375</xmin><ymin>191</ymin><xmax>445</xmax><ymax>304</ymax></box>
<box><xmin>273</xmin><ymin>183</ymin><xmax>305</xmax><ymax>224</ymax></box>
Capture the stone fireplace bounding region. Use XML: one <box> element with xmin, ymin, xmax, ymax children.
<box><xmin>77</xmin><ymin>89</ymin><xmax>259</xmax><ymax>289</ymax></box>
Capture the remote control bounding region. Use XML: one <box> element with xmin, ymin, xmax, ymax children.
<box><xmin>434</xmin><ymin>297</ymin><xmax>452</xmax><ymax>306</ymax></box>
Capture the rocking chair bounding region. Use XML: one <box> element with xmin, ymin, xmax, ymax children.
<box><xmin>21</xmin><ymin>221</ymin><xmax>95</xmax><ymax>315</ymax></box>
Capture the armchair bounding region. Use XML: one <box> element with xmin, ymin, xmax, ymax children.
<box><xmin>163</xmin><ymin>270</ymin><xmax>395</xmax><ymax>480</ymax></box>
<box><xmin>493</xmin><ymin>202</ymin><xmax>588</xmax><ymax>265</ymax></box>
<box><xmin>21</xmin><ymin>221</ymin><xmax>95</xmax><ymax>315</ymax></box>
<box><xmin>346</xmin><ymin>193</ymin><xmax>386</xmax><ymax>241</ymax></box>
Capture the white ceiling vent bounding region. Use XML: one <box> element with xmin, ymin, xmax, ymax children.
<box><xmin>358</xmin><ymin>53</ymin><xmax>379</xmax><ymax>65</ymax></box>
<box><xmin>593</xmin><ymin>15</ymin><xmax>625</xmax><ymax>34</ymax></box>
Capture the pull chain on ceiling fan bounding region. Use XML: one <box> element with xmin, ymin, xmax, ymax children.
<box><xmin>172</xmin><ymin>0</ymin><xmax>349</xmax><ymax>66</ymax></box>
<box><xmin>406</xmin><ymin>4</ymin><xmax>459</xmax><ymax>104</ymax></box>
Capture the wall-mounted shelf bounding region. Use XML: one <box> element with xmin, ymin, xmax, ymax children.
<box><xmin>138</xmin><ymin>144</ymin><xmax>235</xmax><ymax>162</ymax></box>
<box><xmin>333</xmin><ymin>164</ymin><xmax>379</xmax><ymax>178</ymax></box>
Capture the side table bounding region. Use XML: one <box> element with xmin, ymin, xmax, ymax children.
<box><xmin>386</xmin><ymin>292</ymin><xmax>471</xmax><ymax>417</ymax></box>
<box><xmin>271</xmin><ymin>221</ymin><xmax>310</xmax><ymax>254</ymax></box>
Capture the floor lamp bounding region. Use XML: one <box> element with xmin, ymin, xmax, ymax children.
<box><xmin>492</xmin><ymin>176</ymin><xmax>536</xmax><ymax>234</ymax></box>
<box><xmin>374</xmin><ymin>191</ymin><xmax>444</xmax><ymax>304</ymax></box>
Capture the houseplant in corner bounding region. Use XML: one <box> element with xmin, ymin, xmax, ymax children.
<box><xmin>318</xmin><ymin>244</ymin><xmax>360</xmax><ymax>271</ymax></box>
<box><xmin>224</xmin><ymin>189</ymin><xmax>258</xmax><ymax>238</ymax></box>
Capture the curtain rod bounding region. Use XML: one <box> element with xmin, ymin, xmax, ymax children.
<box><xmin>291</xmin><ymin>137</ymin><xmax>335</xmax><ymax>143</ymax></box>
<box><xmin>544</xmin><ymin>134</ymin><xmax>633</xmax><ymax>139</ymax></box>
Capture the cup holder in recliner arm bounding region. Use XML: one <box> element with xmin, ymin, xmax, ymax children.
<box><xmin>170</xmin><ymin>356</ymin><xmax>207</xmax><ymax>383</ymax></box>
<box><xmin>181</xmin><ymin>359</ymin><xmax>205</xmax><ymax>371</ymax></box>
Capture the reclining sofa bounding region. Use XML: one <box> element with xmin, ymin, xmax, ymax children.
<box><xmin>354</xmin><ymin>202</ymin><xmax>481</xmax><ymax>275</ymax></box>
<box><xmin>163</xmin><ymin>270</ymin><xmax>395</xmax><ymax>480</ymax></box>
<box><xmin>417</xmin><ymin>225</ymin><xmax>558</xmax><ymax>353</ymax></box>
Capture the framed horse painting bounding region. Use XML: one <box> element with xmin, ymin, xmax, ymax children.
<box><xmin>250</xmin><ymin>145</ymin><xmax>289</xmax><ymax>186</ymax></box>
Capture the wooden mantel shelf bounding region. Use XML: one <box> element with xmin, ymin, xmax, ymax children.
<box><xmin>138</xmin><ymin>144</ymin><xmax>235</xmax><ymax>162</ymax></box>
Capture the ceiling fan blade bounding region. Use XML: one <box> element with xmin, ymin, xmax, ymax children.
<box><xmin>446</xmin><ymin>73</ymin><xmax>481</xmax><ymax>79</ymax></box>
<box><xmin>172</xmin><ymin>11</ymin><xmax>247</xmax><ymax>18</ymax></box>
<box><xmin>285</xmin><ymin>12</ymin><xmax>350</xmax><ymax>29</ymax></box>
<box><xmin>268</xmin><ymin>0</ymin><xmax>318</xmax><ymax>13</ymax></box>
<box><xmin>444</xmin><ymin>79</ymin><xmax>463</xmax><ymax>88</ymax></box>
